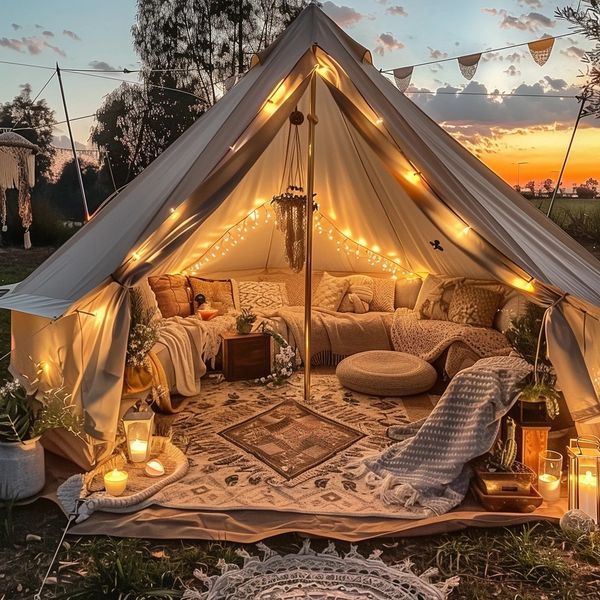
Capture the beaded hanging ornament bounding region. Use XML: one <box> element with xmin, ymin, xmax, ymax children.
<box><xmin>271</xmin><ymin>109</ymin><xmax>307</xmax><ymax>273</ymax></box>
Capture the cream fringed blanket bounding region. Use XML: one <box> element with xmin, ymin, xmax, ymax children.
<box><xmin>391</xmin><ymin>308</ymin><xmax>512</xmax><ymax>377</ymax></box>
<box><xmin>264</xmin><ymin>306</ymin><xmax>393</xmax><ymax>363</ymax></box>
<box><xmin>349</xmin><ymin>356</ymin><xmax>531</xmax><ymax>516</ymax></box>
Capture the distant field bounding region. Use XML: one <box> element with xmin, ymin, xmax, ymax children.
<box><xmin>528</xmin><ymin>197</ymin><xmax>600</xmax><ymax>214</ymax></box>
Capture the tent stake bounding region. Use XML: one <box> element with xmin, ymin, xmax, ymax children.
<box><xmin>56</xmin><ymin>63</ymin><xmax>90</xmax><ymax>222</ymax></box>
<box><xmin>546</xmin><ymin>93</ymin><xmax>587</xmax><ymax>220</ymax></box>
<box><xmin>304</xmin><ymin>70</ymin><xmax>318</xmax><ymax>402</ymax></box>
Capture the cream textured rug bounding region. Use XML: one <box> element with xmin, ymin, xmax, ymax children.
<box><xmin>99</xmin><ymin>374</ymin><xmax>438</xmax><ymax>519</ymax></box>
<box><xmin>182</xmin><ymin>540</ymin><xmax>459</xmax><ymax>599</ymax></box>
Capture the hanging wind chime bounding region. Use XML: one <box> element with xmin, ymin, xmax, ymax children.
<box><xmin>0</xmin><ymin>131</ymin><xmax>40</xmax><ymax>249</ymax></box>
<box><xmin>271</xmin><ymin>109</ymin><xmax>307</xmax><ymax>273</ymax></box>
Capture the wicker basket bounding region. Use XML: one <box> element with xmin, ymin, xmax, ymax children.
<box><xmin>0</xmin><ymin>436</ymin><xmax>45</xmax><ymax>500</ymax></box>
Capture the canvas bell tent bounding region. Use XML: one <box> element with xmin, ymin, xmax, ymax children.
<box><xmin>1</xmin><ymin>4</ymin><xmax>600</xmax><ymax>467</ymax></box>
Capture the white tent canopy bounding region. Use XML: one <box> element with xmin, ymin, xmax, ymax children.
<box><xmin>1</xmin><ymin>5</ymin><xmax>600</xmax><ymax>465</ymax></box>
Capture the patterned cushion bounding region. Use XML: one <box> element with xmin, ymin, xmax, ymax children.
<box><xmin>413</xmin><ymin>274</ymin><xmax>461</xmax><ymax>320</ymax></box>
<box><xmin>338</xmin><ymin>275</ymin><xmax>374</xmax><ymax>313</ymax></box>
<box><xmin>188</xmin><ymin>276</ymin><xmax>236</xmax><ymax>315</ymax></box>
<box><xmin>370</xmin><ymin>278</ymin><xmax>396</xmax><ymax>312</ymax></box>
<box><xmin>148</xmin><ymin>274</ymin><xmax>193</xmax><ymax>318</ymax></box>
<box><xmin>238</xmin><ymin>280</ymin><xmax>289</xmax><ymax>311</ymax></box>
<box><xmin>448</xmin><ymin>285</ymin><xmax>503</xmax><ymax>328</ymax></box>
<box><xmin>313</xmin><ymin>272</ymin><xmax>349</xmax><ymax>311</ymax></box>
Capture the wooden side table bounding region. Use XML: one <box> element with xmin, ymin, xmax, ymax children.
<box><xmin>517</xmin><ymin>424</ymin><xmax>551</xmax><ymax>476</ymax></box>
<box><xmin>221</xmin><ymin>332</ymin><xmax>271</xmax><ymax>381</ymax></box>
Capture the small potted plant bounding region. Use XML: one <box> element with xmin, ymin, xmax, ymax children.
<box><xmin>0</xmin><ymin>373</ymin><xmax>83</xmax><ymax>500</ymax></box>
<box><xmin>473</xmin><ymin>417</ymin><xmax>535</xmax><ymax>496</ymax></box>
<box><xmin>236</xmin><ymin>308</ymin><xmax>256</xmax><ymax>335</ymax></box>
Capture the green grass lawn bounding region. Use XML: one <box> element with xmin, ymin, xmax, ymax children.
<box><xmin>528</xmin><ymin>196</ymin><xmax>600</xmax><ymax>215</ymax></box>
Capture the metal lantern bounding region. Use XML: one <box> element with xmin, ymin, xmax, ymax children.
<box><xmin>123</xmin><ymin>411</ymin><xmax>154</xmax><ymax>463</ymax></box>
<box><xmin>567</xmin><ymin>436</ymin><xmax>599</xmax><ymax>523</ymax></box>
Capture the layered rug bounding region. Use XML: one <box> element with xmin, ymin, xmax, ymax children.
<box><xmin>108</xmin><ymin>373</ymin><xmax>439</xmax><ymax>519</ymax></box>
<box><xmin>182</xmin><ymin>540</ymin><xmax>459</xmax><ymax>599</ymax></box>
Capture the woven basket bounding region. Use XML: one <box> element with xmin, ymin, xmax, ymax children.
<box><xmin>0</xmin><ymin>436</ymin><xmax>45</xmax><ymax>500</ymax></box>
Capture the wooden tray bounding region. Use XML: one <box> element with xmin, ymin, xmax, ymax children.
<box><xmin>471</xmin><ymin>479</ymin><xmax>543</xmax><ymax>513</ymax></box>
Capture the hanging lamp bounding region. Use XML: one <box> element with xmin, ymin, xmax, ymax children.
<box><xmin>271</xmin><ymin>109</ymin><xmax>307</xmax><ymax>273</ymax></box>
<box><xmin>0</xmin><ymin>131</ymin><xmax>40</xmax><ymax>249</ymax></box>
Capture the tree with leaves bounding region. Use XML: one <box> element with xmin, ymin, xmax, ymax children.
<box><xmin>92</xmin><ymin>0</ymin><xmax>309</xmax><ymax>185</ymax></box>
<box><xmin>0</xmin><ymin>85</ymin><xmax>56</xmax><ymax>185</ymax></box>
<box><xmin>557</xmin><ymin>1</ymin><xmax>600</xmax><ymax>117</ymax></box>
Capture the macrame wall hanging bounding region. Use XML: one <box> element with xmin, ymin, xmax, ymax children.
<box><xmin>457</xmin><ymin>53</ymin><xmax>482</xmax><ymax>80</ymax></box>
<box><xmin>527</xmin><ymin>38</ymin><xmax>555</xmax><ymax>66</ymax></box>
<box><xmin>271</xmin><ymin>109</ymin><xmax>307</xmax><ymax>273</ymax></box>
<box><xmin>0</xmin><ymin>131</ymin><xmax>39</xmax><ymax>249</ymax></box>
<box><xmin>393</xmin><ymin>66</ymin><xmax>413</xmax><ymax>92</ymax></box>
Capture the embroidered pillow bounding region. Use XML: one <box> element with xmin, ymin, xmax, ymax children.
<box><xmin>370</xmin><ymin>278</ymin><xmax>396</xmax><ymax>312</ymax></box>
<box><xmin>148</xmin><ymin>274</ymin><xmax>193</xmax><ymax>318</ymax></box>
<box><xmin>238</xmin><ymin>280</ymin><xmax>289</xmax><ymax>311</ymax></box>
<box><xmin>188</xmin><ymin>276</ymin><xmax>236</xmax><ymax>315</ymax></box>
<box><xmin>413</xmin><ymin>274</ymin><xmax>461</xmax><ymax>320</ymax></box>
<box><xmin>338</xmin><ymin>275</ymin><xmax>374</xmax><ymax>313</ymax></box>
<box><xmin>448</xmin><ymin>285</ymin><xmax>503</xmax><ymax>328</ymax></box>
<box><xmin>313</xmin><ymin>272</ymin><xmax>349</xmax><ymax>311</ymax></box>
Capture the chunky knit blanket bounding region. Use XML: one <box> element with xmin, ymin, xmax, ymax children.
<box><xmin>391</xmin><ymin>308</ymin><xmax>512</xmax><ymax>377</ymax></box>
<box><xmin>350</xmin><ymin>356</ymin><xmax>531</xmax><ymax>517</ymax></box>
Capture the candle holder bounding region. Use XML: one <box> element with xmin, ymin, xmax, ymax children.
<box><xmin>538</xmin><ymin>450</ymin><xmax>562</xmax><ymax>502</ymax></box>
<box><xmin>123</xmin><ymin>411</ymin><xmax>154</xmax><ymax>463</ymax></box>
<box><xmin>567</xmin><ymin>436</ymin><xmax>599</xmax><ymax>523</ymax></box>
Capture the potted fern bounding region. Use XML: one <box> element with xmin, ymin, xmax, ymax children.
<box><xmin>0</xmin><ymin>372</ymin><xmax>83</xmax><ymax>500</ymax></box>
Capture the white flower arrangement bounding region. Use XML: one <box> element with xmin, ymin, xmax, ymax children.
<box><xmin>255</xmin><ymin>322</ymin><xmax>298</xmax><ymax>387</ymax></box>
<box><xmin>126</xmin><ymin>289</ymin><xmax>160</xmax><ymax>369</ymax></box>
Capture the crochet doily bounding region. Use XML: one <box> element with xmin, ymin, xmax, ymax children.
<box><xmin>183</xmin><ymin>540</ymin><xmax>459</xmax><ymax>599</ymax></box>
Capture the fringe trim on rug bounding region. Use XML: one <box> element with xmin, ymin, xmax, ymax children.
<box><xmin>182</xmin><ymin>539</ymin><xmax>460</xmax><ymax>599</ymax></box>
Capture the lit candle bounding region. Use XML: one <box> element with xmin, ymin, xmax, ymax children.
<box><xmin>129</xmin><ymin>438</ymin><xmax>149</xmax><ymax>463</ymax></box>
<box><xmin>538</xmin><ymin>473</ymin><xmax>561</xmax><ymax>502</ymax></box>
<box><xmin>579</xmin><ymin>470</ymin><xmax>598</xmax><ymax>521</ymax></box>
<box><xmin>103</xmin><ymin>469</ymin><xmax>128</xmax><ymax>496</ymax></box>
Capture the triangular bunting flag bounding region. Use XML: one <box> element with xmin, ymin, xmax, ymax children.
<box><xmin>393</xmin><ymin>66</ymin><xmax>413</xmax><ymax>93</ymax></box>
<box><xmin>528</xmin><ymin>37</ymin><xmax>555</xmax><ymax>66</ymax></box>
<box><xmin>457</xmin><ymin>53</ymin><xmax>481</xmax><ymax>80</ymax></box>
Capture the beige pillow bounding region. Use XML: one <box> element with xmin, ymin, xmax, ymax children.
<box><xmin>394</xmin><ymin>277</ymin><xmax>423</xmax><ymax>309</ymax></box>
<box><xmin>258</xmin><ymin>272</ymin><xmax>323</xmax><ymax>306</ymax></box>
<box><xmin>371</xmin><ymin>278</ymin><xmax>396</xmax><ymax>312</ymax></box>
<box><xmin>188</xmin><ymin>276</ymin><xmax>236</xmax><ymax>315</ymax></box>
<box><xmin>448</xmin><ymin>285</ymin><xmax>503</xmax><ymax>328</ymax></box>
<box><xmin>238</xmin><ymin>280</ymin><xmax>288</xmax><ymax>311</ymax></box>
<box><xmin>413</xmin><ymin>274</ymin><xmax>462</xmax><ymax>320</ymax></box>
<box><xmin>338</xmin><ymin>274</ymin><xmax>374</xmax><ymax>313</ymax></box>
<box><xmin>313</xmin><ymin>272</ymin><xmax>349</xmax><ymax>311</ymax></box>
<box><xmin>495</xmin><ymin>293</ymin><xmax>529</xmax><ymax>333</ymax></box>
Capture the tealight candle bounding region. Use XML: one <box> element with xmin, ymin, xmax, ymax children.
<box><xmin>103</xmin><ymin>468</ymin><xmax>128</xmax><ymax>496</ymax></box>
<box><xmin>129</xmin><ymin>438</ymin><xmax>149</xmax><ymax>463</ymax></box>
<box><xmin>538</xmin><ymin>473</ymin><xmax>561</xmax><ymax>502</ymax></box>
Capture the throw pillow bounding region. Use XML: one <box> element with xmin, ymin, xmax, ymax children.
<box><xmin>370</xmin><ymin>278</ymin><xmax>396</xmax><ymax>312</ymax></box>
<box><xmin>413</xmin><ymin>274</ymin><xmax>462</xmax><ymax>320</ymax></box>
<box><xmin>238</xmin><ymin>280</ymin><xmax>289</xmax><ymax>311</ymax></box>
<box><xmin>338</xmin><ymin>274</ymin><xmax>374</xmax><ymax>313</ymax></box>
<box><xmin>148</xmin><ymin>274</ymin><xmax>193</xmax><ymax>318</ymax></box>
<box><xmin>188</xmin><ymin>276</ymin><xmax>236</xmax><ymax>315</ymax></box>
<box><xmin>394</xmin><ymin>277</ymin><xmax>423</xmax><ymax>309</ymax></box>
<box><xmin>313</xmin><ymin>272</ymin><xmax>349</xmax><ymax>311</ymax></box>
<box><xmin>135</xmin><ymin>278</ymin><xmax>161</xmax><ymax>322</ymax></box>
<box><xmin>448</xmin><ymin>285</ymin><xmax>503</xmax><ymax>328</ymax></box>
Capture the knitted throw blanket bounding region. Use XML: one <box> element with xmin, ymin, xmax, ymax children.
<box><xmin>350</xmin><ymin>356</ymin><xmax>532</xmax><ymax>517</ymax></box>
<box><xmin>391</xmin><ymin>308</ymin><xmax>512</xmax><ymax>377</ymax></box>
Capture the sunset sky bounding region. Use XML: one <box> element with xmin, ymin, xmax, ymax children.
<box><xmin>0</xmin><ymin>0</ymin><xmax>597</xmax><ymax>187</ymax></box>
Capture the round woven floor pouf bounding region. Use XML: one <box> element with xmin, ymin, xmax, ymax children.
<box><xmin>336</xmin><ymin>350</ymin><xmax>437</xmax><ymax>396</ymax></box>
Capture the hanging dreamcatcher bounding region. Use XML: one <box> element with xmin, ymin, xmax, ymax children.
<box><xmin>271</xmin><ymin>109</ymin><xmax>307</xmax><ymax>273</ymax></box>
<box><xmin>0</xmin><ymin>131</ymin><xmax>39</xmax><ymax>249</ymax></box>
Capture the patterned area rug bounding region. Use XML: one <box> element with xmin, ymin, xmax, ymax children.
<box><xmin>182</xmin><ymin>540</ymin><xmax>458</xmax><ymax>599</ymax></box>
<box><xmin>109</xmin><ymin>374</ymin><xmax>438</xmax><ymax>519</ymax></box>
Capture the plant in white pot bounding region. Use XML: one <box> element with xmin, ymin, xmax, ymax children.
<box><xmin>0</xmin><ymin>373</ymin><xmax>83</xmax><ymax>500</ymax></box>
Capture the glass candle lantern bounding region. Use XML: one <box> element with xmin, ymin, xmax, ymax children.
<box><xmin>123</xmin><ymin>411</ymin><xmax>154</xmax><ymax>463</ymax></box>
<box><xmin>567</xmin><ymin>436</ymin><xmax>599</xmax><ymax>523</ymax></box>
